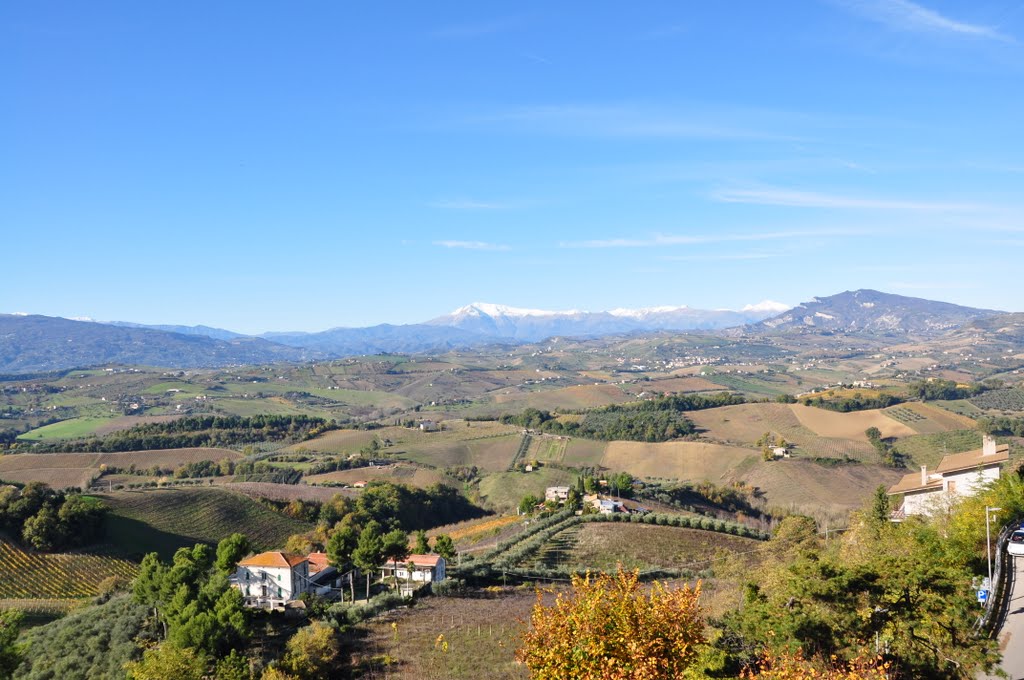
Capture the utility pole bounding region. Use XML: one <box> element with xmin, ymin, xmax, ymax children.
<box><xmin>987</xmin><ymin>506</ymin><xmax>1002</xmax><ymax>587</ymax></box>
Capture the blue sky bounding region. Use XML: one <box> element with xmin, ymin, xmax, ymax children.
<box><xmin>4</xmin><ymin>1</ymin><xmax>1024</xmax><ymax>333</ymax></box>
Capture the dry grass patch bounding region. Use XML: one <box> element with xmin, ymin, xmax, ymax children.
<box><xmin>789</xmin><ymin>404</ymin><xmax>915</xmax><ymax>441</ymax></box>
<box><xmin>736</xmin><ymin>460</ymin><xmax>904</xmax><ymax>512</ymax></box>
<box><xmin>0</xmin><ymin>467</ymin><xmax>96</xmax><ymax>489</ymax></box>
<box><xmin>647</xmin><ymin>376</ymin><xmax>730</xmax><ymax>393</ymax></box>
<box><xmin>0</xmin><ymin>449</ymin><xmax>241</xmax><ymax>489</ymax></box>
<box><xmin>493</xmin><ymin>384</ymin><xmax>631</xmax><ymax>410</ymax></box>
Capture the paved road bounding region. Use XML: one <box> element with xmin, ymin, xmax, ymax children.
<box><xmin>992</xmin><ymin>553</ymin><xmax>1024</xmax><ymax>679</ymax></box>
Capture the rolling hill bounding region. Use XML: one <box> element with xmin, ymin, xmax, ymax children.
<box><xmin>0</xmin><ymin>315</ymin><xmax>314</xmax><ymax>372</ymax></box>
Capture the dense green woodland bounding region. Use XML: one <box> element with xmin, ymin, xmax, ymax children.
<box><xmin>0</xmin><ymin>482</ymin><xmax>105</xmax><ymax>550</ymax></box>
<box><xmin>500</xmin><ymin>393</ymin><xmax>745</xmax><ymax>442</ymax></box>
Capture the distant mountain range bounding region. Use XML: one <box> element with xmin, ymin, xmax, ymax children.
<box><xmin>0</xmin><ymin>291</ymin><xmax>1011</xmax><ymax>372</ymax></box>
<box><xmin>0</xmin><ymin>315</ymin><xmax>315</xmax><ymax>373</ymax></box>
<box><xmin>751</xmin><ymin>289</ymin><xmax>1002</xmax><ymax>336</ymax></box>
<box><xmin>425</xmin><ymin>301</ymin><xmax>790</xmax><ymax>342</ymax></box>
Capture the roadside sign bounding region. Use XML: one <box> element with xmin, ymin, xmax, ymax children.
<box><xmin>978</xmin><ymin>589</ymin><xmax>989</xmax><ymax>604</ymax></box>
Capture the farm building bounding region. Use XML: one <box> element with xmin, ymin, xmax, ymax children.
<box><xmin>545</xmin><ymin>486</ymin><xmax>571</xmax><ymax>503</ymax></box>
<box><xmin>231</xmin><ymin>551</ymin><xmax>311</xmax><ymax>608</ymax></box>
<box><xmin>380</xmin><ymin>554</ymin><xmax>446</xmax><ymax>585</ymax></box>
<box><xmin>584</xmin><ymin>494</ymin><xmax>627</xmax><ymax>515</ymax></box>
<box><xmin>888</xmin><ymin>435</ymin><xmax>1008</xmax><ymax>520</ymax></box>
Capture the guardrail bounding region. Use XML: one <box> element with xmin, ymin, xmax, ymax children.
<box><xmin>979</xmin><ymin>521</ymin><xmax>1017</xmax><ymax>637</ymax></box>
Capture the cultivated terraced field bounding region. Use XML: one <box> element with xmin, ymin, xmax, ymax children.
<box><xmin>225</xmin><ymin>481</ymin><xmax>355</xmax><ymax>503</ymax></box>
<box><xmin>519</xmin><ymin>522</ymin><xmax>760</xmax><ymax>573</ymax></box>
<box><xmin>399</xmin><ymin>434</ymin><xmax>523</xmax><ymax>472</ymax></box>
<box><xmin>0</xmin><ymin>539</ymin><xmax>138</xmax><ymax>601</ymax></box>
<box><xmin>0</xmin><ymin>448</ymin><xmax>242</xmax><ymax>489</ymax></box>
<box><xmin>426</xmin><ymin>514</ymin><xmax>526</xmax><ymax>552</ymax></box>
<box><xmin>305</xmin><ymin>464</ymin><xmax>453</xmax><ymax>489</ymax></box>
<box><xmin>687</xmin><ymin>403</ymin><xmax>876</xmax><ymax>460</ymax></box>
<box><xmin>600</xmin><ymin>441</ymin><xmax>758</xmax><ymax>482</ymax></box>
<box><xmin>882</xmin><ymin>402</ymin><xmax>976</xmax><ymax>434</ymax></box>
<box><xmin>98</xmin><ymin>487</ymin><xmax>313</xmax><ymax>558</ymax></box>
<box><xmin>895</xmin><ymin>430</ymin><xmax>987</xmax><ymax>469</ymax></box>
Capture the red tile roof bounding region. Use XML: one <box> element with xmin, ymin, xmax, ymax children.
<box><xmin>307</xmin><ymin>552</ymin><xmax>330</xmax><ymax>574</ymax></box>
<box><xmin>238</xmin><ymin>551</ymin><xmax>307</xmax><ymax>569</ymax></box>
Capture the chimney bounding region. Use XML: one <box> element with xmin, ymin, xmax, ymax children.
<box><xmin>920</xmin><ymin>465</ymin><xmax>928</xmax><ymax>486</ymax></box>
<box><xmin>983</xmin><ymin>435</ymin><xmax>997</xmax><ymax>457</ymax></box>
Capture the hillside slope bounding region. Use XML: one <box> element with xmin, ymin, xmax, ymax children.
<box><xmin>0</xmin><ymin>315</ymin><xmax>314</xmax><ymax>372</ymax></box>
<box><xmin>753</xmin><ymin>289</ymin><xmax>1000</xmax><ymax>336</ymax></box>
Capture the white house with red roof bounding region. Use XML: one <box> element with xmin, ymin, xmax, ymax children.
<box><xmin>231</xmin><ymin>551</ymin><xmax>311</xmax><ymax>608</ymax></box>
<box><xmin>380</xmin><ymin>554</ymin><xmax>446</xmax><ymax>584</ymax></box>
<box><xmin>888</xmin><ymin>435</ymin><xmax>1009</xmax><ymax>520</ymax></box>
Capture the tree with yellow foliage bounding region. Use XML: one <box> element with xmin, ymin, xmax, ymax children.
<box><xmin>516</xmin><ymin>568</ymin><xmax>704</xmax><ymax>679</ymax></box>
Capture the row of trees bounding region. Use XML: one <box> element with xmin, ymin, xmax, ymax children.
<box><xmin>0</xmin><ymin>481</ymin><xmax>106</xmax><ymax>550</ymax></box>
<box><xmin>801</xmin><ymin>393</ymin><xmax>903</xmax><ymax>412</ymax></box>
<box><xmin>30</xmin><ymin>415</ymin><xmax>337</xmax><ymax>453</ymax></box>
<box><xmin>865</xmin><ymin>427</ymin><xmax>906</xmax><ymax>468</ymax></box>
<box><xmin>977</xmin><ymin>416</ymin><xmax>1024</xmax><ymax>437</ymax></box>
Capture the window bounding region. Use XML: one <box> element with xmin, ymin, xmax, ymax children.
<box><xmin>1011</xmin><ymin>531</ymin><xmax>1024</xmax><ymax>544</ymax></box>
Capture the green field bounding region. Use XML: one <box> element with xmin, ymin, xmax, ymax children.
<box><xmin>97</xmin><ymin>487</ymin><xmax>313</xmax><ymax>559</ymax></box>
<box><xmin>478</xmin><ymin>467</ymin><xmax>578</xmax><ymax>512</ymax></box>
<box><xmin>18</xmin><ymin>417</ymin><xmax>113</xmax><ymax>441</ymax></box>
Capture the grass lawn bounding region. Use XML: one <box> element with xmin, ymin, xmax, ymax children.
<box><xmin>478</xmin><ymin>467</ymin><xmax>578</xmax><ymax>513</ymax></box>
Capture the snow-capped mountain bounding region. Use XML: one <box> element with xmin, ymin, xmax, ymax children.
<box><xmin>427</xmin><ymin>300</ymin><xmax>790</xmax><ymax>341</ymax></box>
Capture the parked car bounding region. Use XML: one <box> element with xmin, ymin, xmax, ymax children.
<box><xmin>1008</xmin><ymin>530</ymin><xmax>1024</xmax><ymax>557</ymax></box>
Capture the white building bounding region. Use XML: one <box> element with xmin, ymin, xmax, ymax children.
<box><xmin>545</xmin><ymin>486</ymin><xmax>571</xmax><ymax>503</ymax></box>
<box><xmin>380</xmin><ymin>554</ymin><xmax>446</xmax><ymax>584</ymax></box>
<box><xmin>231</xmin><ymin>551</ymin><xmax>310</xmax><ymax>608</ymax></box>
<box><xmin>888</xmin><ymin>435</ymin><xmax>1008</xmax><ymax>520</ymax></box>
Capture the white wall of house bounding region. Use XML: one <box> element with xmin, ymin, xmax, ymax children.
<box><xmin>382</xmin><ymin>559</ymin><xmax>446</xmax><ymax>583</ymax></box>
<box><xmin>902</xmin><ymin>489</ymin><xmax>942</xmax><ymax>517</ymax></box>
<box><xmin>233</xmin><ymin>563</ymin><xmax>308</xmax><ymax>602</ymax></box>
<box><xmin>942</xmin><ymin>466</ymin><xmax>1000</xmax><ymax>497</ymax></box>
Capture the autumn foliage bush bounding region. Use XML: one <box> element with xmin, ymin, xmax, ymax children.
<box><xmin>516</xmin><ymin>568</ymin><xmax>704</xmax><ymax>679</ymax></box>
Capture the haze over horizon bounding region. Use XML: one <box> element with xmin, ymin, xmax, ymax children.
<box><xmin>5</xmin><ymin>1</ymin><xmax>1024</xmax><ymax>334</ymax></box>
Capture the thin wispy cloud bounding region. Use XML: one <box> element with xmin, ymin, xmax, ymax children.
<box><xmin>562</xmin><ymin>228</ymin><xmax>865</xmax><ymax>249</ymax></box>
<box><xmin>430</xmin><ymin>199</ymin><xmax>511</xmax><ymax>210</ymax></box>
<box><xmin>837</xmin><ymin>0</ymin><xmax>1010</xmax><ymax>41</ymax></box>
<box><xmin>433</xmin><ymin>240</ymin><xmax>511</xmax><ymax>251</ymax></box>
<box><xmin>712</xmin><ymin>186</ymin><xmax>979</xmax><ymax>212</ymax></box>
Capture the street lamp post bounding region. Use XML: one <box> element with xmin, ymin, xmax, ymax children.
<box><xmin>987</xmin><ymin>506</ymin><xmax>1003</xmax><ymax>587</ymax></box>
